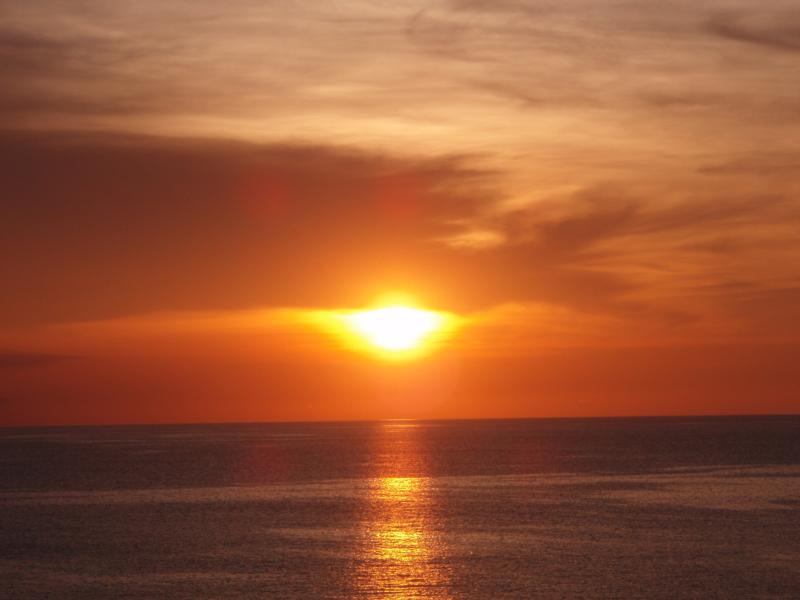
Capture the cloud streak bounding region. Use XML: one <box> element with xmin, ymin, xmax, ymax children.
<box><xmin>0</xmin><ymin>352</ymin><xmax>74</xmax><ymax>369</ymax></box>
<box><xmin>2</xmin><ymin>130</ymin><xmax>799</xmax><ymax>336</ymax></box>
<box><xmin>707</xmin><ymin>10</ymin><xmax>800</xmax><ymax>53</ymax></box>
<box><xmin>0</xmin><ymin>2</ymin><xmax>797</xmax><ymax>334</ymax></box>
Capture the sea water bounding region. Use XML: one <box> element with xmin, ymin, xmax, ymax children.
<box><xmin>2</xmin><ymin>416</ymin><xmax>799</xmax><ymax>598</ymax></box>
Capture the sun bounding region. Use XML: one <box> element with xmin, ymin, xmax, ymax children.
<box><xmin>343</xmin><ymin>306</ymin><xmax>445</xmax><ymax>352</ymax></box>
<box><xmin>312</xmin><ymin>295</ymin><xmax>458</xmax><ymax>359</ymax></box>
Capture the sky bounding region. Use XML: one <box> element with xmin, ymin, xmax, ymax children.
<box><xmin>1</xmin><ymin>0</ymin><xmax>799</xmax><ymax>425</ymax></box>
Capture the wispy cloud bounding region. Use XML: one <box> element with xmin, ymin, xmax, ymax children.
<box><xmin>1</xmin><ymin>0</ymin><xmax>800</xmax><ymax>337</ymax></box>
<box><xmin>707</xmin><ymin>9</ymin><xmax>800</xmax><ymax>53</ymax></box>
<box><xmin>2</xmin><ymin>130</ymin><xmax>799</xmax><ymax>337</ymax></box>
<box><xmin>0</xmin><ymin>352</ymin><xmax>74</xmax><ymax>369</ymax></box>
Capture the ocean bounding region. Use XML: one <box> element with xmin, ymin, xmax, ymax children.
<box><xmin>1</xmin><ymin>416</ymin><xmax>799</xmax><ymax>599</ymax></box>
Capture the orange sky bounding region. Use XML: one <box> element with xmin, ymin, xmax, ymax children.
<box><xmin>1</xmin><ymin>0</ymin><xmax>799</xmax><ymax>425</ymax></box>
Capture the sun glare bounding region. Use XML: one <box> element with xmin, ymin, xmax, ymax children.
<box><xmin>345</xmin><ymin>306</ymin><xmax>444</xmax><ymax>351</ymax></box>
<box><xmin>313</xmin><ymin>295</ymin><xmax>458</xmax><ymax>359</ymax></box>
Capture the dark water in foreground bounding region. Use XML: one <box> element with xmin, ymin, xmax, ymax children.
<box><xmin>1</xmin><ymin>416</ymin><xmax>799</xmax><ymax>599</ymax></box>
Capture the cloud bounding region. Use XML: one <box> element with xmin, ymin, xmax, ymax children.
<box><xmin>2</xmin><ymin>0</ymin><xmax>800</xmax><ymax>180</ymax></box>
<box><xmin>2</xmin><ymin>130</ymin><xmax>799</xmax><ymax>334</ymax></box>
<box><xmin>0</xmin><ymin>130</ymin><xmax>491</xmax><ymax>324</ymax></box>
<box><xmin>698</xmin><ymin>152</ymin><xmax>800</xmax><ymax>174</ymax></box>
<box><xmin>1</xmin><ymin>1</ymin><xmax>799</xmax><ymax>339</ymax></box>
<box><xmin>0</xmin><ymin>132</ymin><xmax>658</xmax><ymax>324</ymax></box>
<box><xmin>707</xmin><ymin>10</ymin><xmax>800</xmax><ymax>53</ymax></box>
<box><xmin>0</xmin><ymin>352</ymin><xmax>74</xmax><ymax>368</ymax></box>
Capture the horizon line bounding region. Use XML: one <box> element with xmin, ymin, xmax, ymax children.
<box><xmin>2</xmin><ymin>411</ymin><xmax>799</xmax><ymax>430</ymax></box>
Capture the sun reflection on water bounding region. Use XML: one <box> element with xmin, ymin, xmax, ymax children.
<box><xmin>353</xmin><ymin>426</ymin><xmax>451</xmax><ymax>598</ymax></box>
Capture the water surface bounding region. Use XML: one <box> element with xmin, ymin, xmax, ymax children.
<box><xmin>2</xmin><ymin>416</ymin><xmax>799</xmax><ymax>598</ymax></box>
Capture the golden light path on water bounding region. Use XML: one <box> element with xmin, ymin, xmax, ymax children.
<box><xmin>354</xmin><ymin>423</ymin><xmax>451</xmax><ymax>598</ymax></box>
